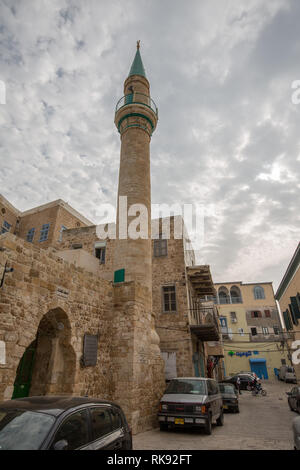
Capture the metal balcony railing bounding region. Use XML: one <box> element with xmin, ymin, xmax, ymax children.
<box><xmin>189</xmin><ymin>305</ymin><xmax>220</xmax><ymax>330</ymax></box>
<box><xmin>115</xmin><ymin>93</ymin><xmax>158</xmax><ymax>117</ymax></box>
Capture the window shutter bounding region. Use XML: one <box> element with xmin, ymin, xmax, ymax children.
<box><xmin>258</xmin><ymin>311</ymin><xmax>262</xmax><ymax>318</ymax></box>
<box><xmin>291</xmin><ymin>297</ymin><xmax>300</xmax><ymax>321</ymax></box>
<box><xmin>264</xmin><ymin>310</ymin><xmax>271</xmax><ymax>317</ymax></box>
<box><xmin>251</xmin><ymin>311</ymin><xmax>254</xmax><ymax>318</ymax></box>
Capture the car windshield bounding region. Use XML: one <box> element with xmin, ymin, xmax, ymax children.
<box><xmin>219</xmin><ymin>384</ymin><xmax>236</xmax><ymax>394</ymax></box>
<box><xmin>165</xmin><ymin>379</ymin><xmax>206</xmax><ymax>395</ymax></box>
<box><xmin>287</xmin><ymin>367</ymin><xmax>294</xmax><ymax>373</ymax></box>
<box><xmin>0</xmin><ymin>409</ymin><xmax>55</xmax><ymax>450</ymax></box>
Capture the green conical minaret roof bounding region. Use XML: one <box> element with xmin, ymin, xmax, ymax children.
<box><xmin>128</xmin><ymin>40</ymin><xmax>146</xmax><ymax>78</ymax></box>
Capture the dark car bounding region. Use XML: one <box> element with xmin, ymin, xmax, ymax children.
<box><xmin>286</xmin><ymin>386</ymin><xmax>300</xmax><ymax>414</ymax></box>
<box><xmin>218</xmin><ymin>383</ymin><xmax>239</xmax><ymax>413</ymax></box>
<box><xmin>0</xmin><ymin>396</ymin><xmax>132</xmax><ymax>450</ymax></box>
<box><xmin>293</xmin><ymin>416</ymin><xmax>300</xmax><ymax>450</ymax></box>
<box><xmin>222</xmin><ymin>373</ymin><xmax>255</xmax><ymax>391</ymax></box>
<box><xmin>158</xmin><ymin>377</ymin><xmax>224</xmax><ymax>435</ymax></box>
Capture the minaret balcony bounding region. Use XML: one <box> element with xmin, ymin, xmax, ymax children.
<box><xmin>115</xmin><ymin>92</ymin><xmax>158</xmax><ymax>116</ymax></box>
<box><xmin>115</xmin><ymin>93</ymin><xmax>158</xmax><ymax>136</ymax></box>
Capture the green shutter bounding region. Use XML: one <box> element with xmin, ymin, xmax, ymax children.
<box><xmin>114</xmin><ymin>269</ymin><xmax>125</xmax><ymax>283</ymax></box>
<box><xmin>292</xmin><ymin>295</ymin><xmax>300</xmax><ymax>320</ymax></box>
<box><xmin>290</xmin><ymin>299</ymin><xmax>299</xmax><ymax>324</ymax></box>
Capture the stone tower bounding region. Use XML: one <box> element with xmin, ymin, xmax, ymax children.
<box><xmin>111</xmin><ymin>43</ymin><xmax>164</xmax><ymax>433</ymax></box>
<box><xmin>114</xmin><ymin>40</ymin><xmax>158</xmax><ymax>295</ymax></box>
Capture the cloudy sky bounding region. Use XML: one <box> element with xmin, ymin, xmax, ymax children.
<box><xmin>0</xmin><ymin>0</ymin><xmax>299</xmax><ymax>289</ymax></box>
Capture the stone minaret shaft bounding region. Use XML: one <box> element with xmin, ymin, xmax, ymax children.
<box><xmin>114</xmin><ymin>43</ymin><xmax>158</xmax><ymax>294</ymax></box>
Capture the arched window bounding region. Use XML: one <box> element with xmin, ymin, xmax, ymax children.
<box><xmin>253</xmin><ymin>286</ymin><xmax>265</xmax><ymax>300</ymax></box>
<box><xmin>218</xmin><ymin>286</ymin><xmax>230</xmax><ymax>304</ymax></box>
<box><xmin>230</xmin><ymin>286</ymin><xmax>242</xmax><ymax>303</ymax></box>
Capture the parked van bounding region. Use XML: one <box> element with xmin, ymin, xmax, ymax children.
<box><xmin>279</xmin><ymin>365</ymin><xmax>297</xmax><ymax>383</ymax></box>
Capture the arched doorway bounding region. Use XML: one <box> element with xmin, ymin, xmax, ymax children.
<box><xmin>12</xmin><ymin>308</ymin><xmax>76</xmax><ymax>399</ymax></box>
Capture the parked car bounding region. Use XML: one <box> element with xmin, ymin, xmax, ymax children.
<box><xmin>221</xmin><ymin>373</ymin><xmax>255</xmax><ymax>391</ymax></box>
<box><xmin>158</xmin><ymin>377</ymin><xmax>224</xmax><ymax>435</ymax></box>
<box><xmin>218</xmin><ymin>383</ymin><xmax>239</xmax><ymax>413</ymax></box>
<box><xmin>293</xmin><ymin>416</ymin><xmax>300</xmax><ymax>450</ymax></box>
<box><xmin>239</xmin><ymin>371</ymin><xmax>259</xmax><ymax>380</ymax></box>
<box><xmin>279</xmin><ymin>365</ymin><xmax>297</xmax><ymax>383</ymax></box>
<box><xmin>286</xmin><ymin>386</ymin><xmax>300</xmax><ymax>414</ymax></box>
<box><xmin>0</xmin><ymin>396</ymin><xmax>132</xmax><ymax>450</ymax></box>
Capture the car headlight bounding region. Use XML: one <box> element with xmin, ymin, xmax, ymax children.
<box><xmin>161</xmin><ymin>404</ymin><xmax>168</xmax><ymax>411</ymax></box>
<box><xmin>195</xmin><ymin>405</ymin><xmax>206</xmax><ymax>413</ymax></box>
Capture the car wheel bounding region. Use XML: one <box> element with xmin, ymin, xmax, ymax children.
<box><xmin>216</xmin><ymin>409</ymin><xmax>224</xmax><ymax>426</ymax></box>
<box><xmin>159</xmin><ymin>423</ymin><xmax>168</xmax><ymax>431</ymax></box>
<box><xmin>235</xmin><ymin>406</ymin><xmax>240</xmax><ymax>413</ymax></box>
<box><xmin>204</xmin><ymin>414</ymin><xmax>212</xmax><ymax>435</ymax></box>
<box><xmin>261</xmin><ymin>389</ymin><xmax>267</xmax><ymax>396</ymax></box>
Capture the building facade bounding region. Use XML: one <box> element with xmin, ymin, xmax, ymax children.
<box><xmin>275</xmin><ymin>243</ymin><xmax>300</xmax><ymax>381</ymax></box>
<box><xmin>212</xmin><ymin>282</ymin><xmax>289</xmax><ymax>379</ymax></box>
<box><xmin>0</xmin><ymin>44</ymin><xmax>223</xmax><ymax>434</ymax></box>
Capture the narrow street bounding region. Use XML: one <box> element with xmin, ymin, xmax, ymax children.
<box><xmin>133</xmin><ymin>380</ymin><xmax>297</xmax><ymax>450</ymax></box>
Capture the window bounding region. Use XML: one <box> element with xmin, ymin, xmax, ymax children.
<box><xmin>230</xmin><ymin>286</ymin><xmax>242</xmax><ymax>303</ymax></box>
<box><xmin>90</xmin><ymin>407</ymin><xmax>112</xmax><ymax>441</ymax></box>
<box><xmin>95</xmin><ymin>247</ymin><xmax>106</xmax><ymax>264</ymax></box>
<box><xmin>39</xmin><ymin>224</ymin><xmax>50</xmax><ymax>242</ymax></box>
<box><xmin>59</xmin><ymin>225</ymin><xmax>67</xmax><ymax>242</ymax></box>
<box><xmin>1</xmin><ymin>221</ymin><xmax>11</xmax><ymax>234</ymax></box>
<box><xmin>218</xmin><ymin>287</ymin><xmax>230</xmax><ymax>304</ymax></box>
<box><xmin>26</xmin><ymin>228</ymin><xmax>35</xmax><ymax>243</ymax></box>
<box><xmin>264</xmin><ymin>310</ymin><xmax>271</xmax><ymax>318</ymax></box>
<box><xmin>251</xmin><ymin>327</ymin><xmax>257</xmax><ymax>336</ymax></box>
<box><xmin>273</xmin><ymin>325</ymin><xmax>279</xmax><ymax>335</ymax></box>
<box><xmin>111</xmin><ymin>408</ymin><xmax>122</xmax><ymax>431</ymax></box>
<box><xmin>253</xmin><ymin>286</ymin><xmax>265</xmax><ymax>299</ymax></box>
<box><xmin>154</xmin><ymin>239</ymin><xmax>167</xmax><ymax>257</ymax></box>
<box><xmin>251</xmin><ymin>311</ymin><xmax>262</xmax><ymax>318</ymax></box>
<box><xmin>51</xmin><ymin>410</ymin><xmax>89</xmax><ymax>450</ymax></box>
<box><xmin>262</xmin><ymin>327</ymin><xmax>269</xmax><ymax>335</ymax></box>
<box><xmin>230</xmin><ymin>312</ymin><xmax>237</xmax><ymax>322</ymax></box>
<box><xmin>95</xmin><ymin>242</ymin><xmax>106</xmax><ymax>264</ymax></box>
<box><xmin>162</xmin><ymin>285</ymin><xmax>176</xmax><ymax>312</ymax></box>
<box><xmin>281</xmin><ymin>359</ymin><xmax>286</xmax><ymax>365</ymax></box>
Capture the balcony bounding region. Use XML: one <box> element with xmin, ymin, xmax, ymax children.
<box><xmin>115</xmin><ymin>93</ymin><xmax>158</xmax><ymax>117</ymax></box>
<box><xmin>189</xmin><ymin>303</ymin><xmax>220</xmax><ymax>341</ymax></box>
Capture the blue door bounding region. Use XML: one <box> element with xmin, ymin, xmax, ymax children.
<box><xmin>249</xmin><ymin>359</ymin><xmax>268</xmax><ymax>379</ymax></box>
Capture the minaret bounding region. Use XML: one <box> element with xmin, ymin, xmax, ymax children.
<box><xmin>111</xmin><ymin>43</ymin><xmax>164</xmax><ymax>434</ymax></box>
<box><xmin>114</xmin><ymin>41</ymin><xmax>158</xmax><ymax>295</ymax></box>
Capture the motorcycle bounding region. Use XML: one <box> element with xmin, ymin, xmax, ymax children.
<box><xmin>247</xmin><ymin>381</ymin><xmax>267</xmax><ymax>396</ymax></box>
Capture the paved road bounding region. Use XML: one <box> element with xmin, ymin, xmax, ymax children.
<box><xmin>133</xmin><ymin>380</ymin><xmax>298</xmax><ymax>450</ymax></box>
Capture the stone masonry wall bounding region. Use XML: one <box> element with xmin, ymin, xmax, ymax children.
<box><xmin>0</xmin><ymin>232</ymin><xmax>113</xmax><ymax>401</ymax></box>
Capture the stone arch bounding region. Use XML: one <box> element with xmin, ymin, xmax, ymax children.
<box><xmin>12</xmin><ymin>307</ymin><xmax>77</xmax><ymax>398</ymax></box>
<box><xmin>230</xmin><ymin>285</ymin><xmax>242</xmax><ymax>303</ymax></box>
<box><xmin>218</xmin><ymin>286</ymin><xmax>230</xmax><ymax>304</ymax></box>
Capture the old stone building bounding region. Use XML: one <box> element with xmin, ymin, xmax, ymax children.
<box><xmin>0</xmin><ymin>44</ymin><xmax>223</xmax><ymax>433</ymax></box>
<box><xmin>275</xmin><ymin>243</ymin><xmax>300</xmax><ymax>381</ymax></box>
<box><xmin>211</xmin><ymin>281</ymin><xmax>289</xmax><ymax>378</ymax></box>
